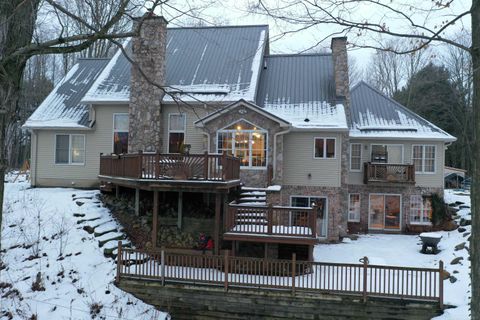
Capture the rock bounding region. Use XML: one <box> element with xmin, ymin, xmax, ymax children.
<box><xmin>442</xmin><ymin>270</ymin><xmax>451</xmax><ymax>280</ymax></box>
<box><xmin>82</xmin><ymin>226</ymin><xmax>95</xmax><ymax>234</ymax></box>
<box><xmin>463</xmin><ymin>232</ymin><xmax>471</xmax><ymax>238</ymax></box>
<box><xmin>455</xmin><ymin>201</ymin><xmax>465</xmax><ymax>206</ymax></box>
<box><xmin>458</xmin><ymin>227</ymin><xmax>466</xmax><ymax>233</ymax></box>
<box><xmin>449</xmin><ymin>275</ymin><xmax>458</xmax><ymax>283</ymax></box>
<box><xmin>441</xmin><ymin>220</ymin><xmax>458</xmax><ymax>231</ymax></box>
<box><xmin>73</xmin><ymin>213</ymin><xmax>85</xmax><ymax>217</ymax></box>
<box><xmin>459</xmin><ymin>205</ymin><xmax>470</xmax><ymax>209</ymax></box>
<box><xmin>453</xmin><ymin>270</ymin><xmax>459</xmax><ymax>274</ymax></box>
<box><xmin>451</xmin><ymin>257</ymin><xmax>464</xmax><ymax>265</ymax></box>
<box><xmin>75</xmin><ymin>201</ymin><xmax>84</xmax><ymax>207</ymax></box>
<box><xmin>455</xmin><ymin>242</ymin><xmax>466</xmax><ymax>251</ymax></box>
<box><xmin>459</xmin><ymin>218</ymin><xmax>471</xmax><ymax>226</ymax></box>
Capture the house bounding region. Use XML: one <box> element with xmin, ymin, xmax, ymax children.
<box><xmin>24</xmin><ymin>15</ymin><xmax>456</xmax><ymax>261</ymax></box>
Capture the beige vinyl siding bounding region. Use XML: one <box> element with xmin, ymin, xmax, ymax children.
<box><xmin>283</xmin><ymin>132</ymin><xmax>342</xmax><ymax>187</ymax></box>
<box><xmin>33</xmin><ymin>104</ymin><xmax>128</xmax><ymax>187</ymax></box>
<box><xmin>162</xmin><ymin>104</ymin><xmax>208</xmax><ymax>154</ymax></box>
<box><xmin>347</xmin><ymin>139</ymin><xmax>445</xmax><ymax>188</ymax></box>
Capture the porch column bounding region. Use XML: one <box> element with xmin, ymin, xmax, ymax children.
<box><xmin>177</xmin><ymin>191</ymin><xmax>183</xmax><ymax>229</ymax></box>
<box><xmin>214</xmin><ymin>193</ymin><xmax>222</xmax><ymax>255</ymax></box>
<box><xmin>308</xmin><ymin>245</ymin><xmax>314</xmax><ymax>262</ymax></box>
<box><xmin>115</xmin><ymin>185</ymin><xmax>120</xmax><ymax>198</ymax></box>
<box><xmin>135</xmin><ymin>188</ymin><xmax>140</xmax><ymax>216</ymax></box>
<box><xmin>152</xmin><ymin>190</ymin><xmax>159</xmax><ymax>248</ymax></box>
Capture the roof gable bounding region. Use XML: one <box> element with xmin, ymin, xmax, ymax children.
<box><xmin>350</xmin><ymin>81</ymin><xmax>456</xmax><ymax>141</ymax></box>
<box><xmin>82</xmin><ymin>25</ymin><xmax>269</xmax><ymax>104</ymax></box>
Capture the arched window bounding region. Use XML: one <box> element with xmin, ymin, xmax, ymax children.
<box><xmin>217</xmin><ymin>119</ymin><xmax>267</xmax><ymax>168</ymax></box>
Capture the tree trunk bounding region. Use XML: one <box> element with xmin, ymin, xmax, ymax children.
<box><xmin>471</xmin><ymin>0</ymin><xmax>480</xmax><ymax>318</ymax></box>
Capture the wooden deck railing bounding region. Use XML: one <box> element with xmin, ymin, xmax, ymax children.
<box><xmin>225</xmin><ymin>203</ymin><xmax>317</xmax><ymax>238</ymax></box>
<box><xmin>364</xmin><ymin>162</ymin><xmax>415</xmax><ymax>184</ymax></box>
<box><xmin>99</xmin><ymin>152</ymin><xmax>240</xmax><ymax>181</ymax></box>
<box><xmin>116</xmin><ymin>244</ymin><xmax>444</xmax><ymax>307</ymax></box>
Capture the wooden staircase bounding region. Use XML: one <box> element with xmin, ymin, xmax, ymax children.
<box><xmin>233</xmin><ymin>187</ymin><xmax>268</xmax><ymax>228</ymax></box>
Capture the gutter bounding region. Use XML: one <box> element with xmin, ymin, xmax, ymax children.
<box><xmin>272</xmin><ymin>127</ymin><xmax>291</xmax><ymax>181</ymax></box>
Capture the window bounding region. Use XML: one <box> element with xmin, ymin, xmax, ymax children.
<box><xmin>113</xmin><ymin>113</ymin><xmax>128</xmax><ymax>154</ymax></box>
<box><xmin>350</xmin><ymin>143</ymin><xmax>362</xmax><ymax>171</ymax></box>
<box><xmin>217</xmin><ymin>120</ymin><xmax>267</xmax><ymax>168</ymax></box>
<box><xmin>348</xmin><ymin>194</ymin><xmax>361</xmax><ymax>222</ymax></box>
<box><xmin>314</xmin><ymin>138</ymin><xmax>335</xmax><ymax>159</ymax></box>
<box><xmin>410</xmin><ymin>195</ymin><xmax>432</xmax><ymax>224</ymax></box>
<box><xmin>291</xmin><ymin>196</ymin><xmax>328</xmax><ymax>237</ymax></box>
<box><xmin>55</xmin><ymin>134</ymin><xmax>85</xmax><ymax>164</ymax></box>
<box><xmin>413</xmin><ymin>145</ymin><xmax>436</xmax><ymax>173</ymax></box>
<box><xmin>168</xmin><ymin>114</ymin><xmax>186</xmax><ymax>153</ymax></box>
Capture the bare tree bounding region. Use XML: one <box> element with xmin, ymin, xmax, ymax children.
<box><xmin>251</xmin><ymin>0</ymin><xmax>478</xmax><ymax>316</ymax></box>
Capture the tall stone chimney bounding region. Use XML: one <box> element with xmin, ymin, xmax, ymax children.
<box><xmin>128</xmin><ymin>14</ymin><xmax>167</xmax><ymax>153</ymax></box>
<box><xmin>330</xmin><ymin>37</ymin><xmax>350</xmax><ymax>122</ymax></box>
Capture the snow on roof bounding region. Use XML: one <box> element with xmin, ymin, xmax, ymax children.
<box><xmin>263</xmin><ymin>102</ymin><xmax>348</xmax><ymax>130</ymax></box>
<box><xmin>24</xmin><ymin>59</ymin><xmax>109</xmax><ymax>129</ymax></box>
<box><xmin>350</xmin><ymin>81</ymin><xmax>456</xmax><ymax>141</ymax></box>
<box><xmin>81</xmin><ymin>26</ymin><xmax>268</xmax><ymax>104</ymax></box>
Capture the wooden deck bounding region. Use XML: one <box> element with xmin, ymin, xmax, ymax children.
<box><xmin>224</xmin><ymin>203</ymin><xmax>318</xmax><ymax>245</ymax></box>
<box><xmin>363</xmin><ymin>162</ymin><xmax>415</xmax><ymax>185</ymax></box>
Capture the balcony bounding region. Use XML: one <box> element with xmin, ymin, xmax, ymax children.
<box><xmin>99</xmin><ymin>152</ymin><xmax>241</xmax><ymax>185</ymax></box>
<box><xmin>363</xmin><ymin>162</ymin><xmax>415</xmax><ymax>185</ymax></box>
<box><xmin>224</xmin><ymin>203</ymin><xmax>318</xmax><ymax>245</ymax></box>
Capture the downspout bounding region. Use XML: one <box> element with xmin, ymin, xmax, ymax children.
<box><xmin>272</xmin><ymin>127</ymin><xmax>291</xmax><ymax>181</ymax></box>
<box><xmin>32</xmin><ymin>130</ymin><xmax>38</xmax><ymax>186</ymax></box>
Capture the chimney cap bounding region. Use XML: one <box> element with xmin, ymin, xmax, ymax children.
<box><xmin>133</xmin><ymin>12</ymin><xmax>168</xmax><ymax>24</ymax></box>
<box><xmin>330</xmin><ymin>37</ymin><xmax>347</xmax><ymax>48</ymax></box>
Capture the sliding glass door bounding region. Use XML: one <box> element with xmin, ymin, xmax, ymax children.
<box><xmin>368</xmin><ymin>194</ymin><xmax>401</xmax><ymax>230</ymax></box>
<box><xmin>291</xmin><ymin>196</ymin><xmax>328</xmax><ymax>238</ymax></box>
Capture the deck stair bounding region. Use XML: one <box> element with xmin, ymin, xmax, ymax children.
<box><xmin>234</xmin><ymin>187</ymin><xmax>268</xmax><ymax>227</ymax></box>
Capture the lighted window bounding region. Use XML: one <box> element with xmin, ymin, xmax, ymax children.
<box><xmin>413</xmin><ymin>145</ymin><xmax>436</xmax><ymax>173</ymax></box>
<box><xmin>217</xmin><ymin>120</ymin><xmax>267</xmax><ymax>168</ymax></box>
<box><xmin>314</xmin><ymin>138</ymin><xmax>335</xmax><ymax>159</ymax></box>
<box><xmin>350</xmin><ymin>143</ymin><xmax>361</xmax><ymax>170</ymax></box>
<box><xmin>55</xmin><ymin>134</ymin><xmax>85</xmax><ymax>165</ymax></box>
<box><xmin>348</xmin><ymin>194</ymin><xmax>361</xmax><ymax>222</ymax></box>
<box><xmin>409</xmin><ymin>195</ymin><xmax>432</xmax><ymax>224</ymax></box>
<box><xmin>168</xmin><ymin>114</ymin><xmax>186</xmax><ymax>153</ymax></box>
<box><xmin>113</xmin><ymin>113</ymin><xmax>128</xmax><ymax>154</ymax></box>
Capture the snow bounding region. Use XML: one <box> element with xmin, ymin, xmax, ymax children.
<box><xmin>420</xmin><ymin>232</ymin><xmax>443</xmax><ymax>239</ymax></box>
<box><xmin>314</xmin><ymin>189</ymin><xmax>471</xmax><ymax>320</ymax></box>
<box><xmin>0</xmin><ymin>173</ymin><xmax>168</xmax><ymax>319</ymax></box>
<box><xmin>266</xmin><ymin>185</ymin><xmax>281</xmax><ymax>191</ymax></box>
<box><xmin>231</xmin><ymin>225</ymin><xmax>312</xmax><ymax>235</ymax></box>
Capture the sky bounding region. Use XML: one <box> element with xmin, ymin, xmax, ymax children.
<box><xmin>156</xmin><ymin>0</ymin><xmax>472</xmax><ymax>68</ymax></box>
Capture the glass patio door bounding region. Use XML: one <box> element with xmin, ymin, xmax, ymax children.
<box><xmin>368</xmin><ymin>194</ymin><xmax>401</xmax><ymax>230</ymax></box>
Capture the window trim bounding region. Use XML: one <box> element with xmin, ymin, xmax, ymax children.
<box><xmin>412</xmin><ymin>144</ymin><xmax>436</xmax><ymax>174</ymax></box>
<box><xmin>216</xmin><ymin>118</ymin><xmax>268</xmax><ymax>169</ymax></box>
<box><xmin>368</xmin><ymin>193</ymin><xmax>402</xmax><ymax>231</ymax></box>
<box><xmin>348</xmin><ymin>193</ymin><xmax>361</xmax><ymax>222</ymax></box>
<box><xmin>54</xmin><ymin>133</ymin><xmax>86</xmax><ymax>166</ymax></box>
<box><xmin>349</xmin><ymin>143</ymin><xmax>362</xmax><ymax>172</ymax></box>
<box><xmin>409</xmin><ymin>195</ymin><xmax>433</xmax><ymax>225</ymax></box>
<box><xmin>289</xmin><ymin>195</ymin><xmax>328</xmax><ymax>238</ymax></box>
<box><xmin>168</xmin><ymin>113</ymin><xmax>187</xmax><ymax>153</ymax></box>
<box><xmin>313</xmin><ymin>137</ymin><xmax>337</xmax><ymax>159</ymax></box>
<box><xmin>112</xmin><ymin>113</ymin><xmax>129</xmax><ymax>154</ymax></box>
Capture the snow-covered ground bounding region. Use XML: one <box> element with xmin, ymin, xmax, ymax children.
<box><xmin>0</xmin><ymin>173</ymin><xmax>167</xmax><ymax>319</ymax></box>
<box><xmin>315</xmin><ymin>189</ymin><xmax>471</xmax><ymax>320</ymax></box>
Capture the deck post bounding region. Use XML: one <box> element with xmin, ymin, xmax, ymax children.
<box><xmin>116</xmin><ymin>241</ymin><xmax>122</xmax><ymax>284</ymax></box>
<box><xmin>152</xmin><ymin>191</ymin><xmax>159</xmax><ymax>248</ymax></box>
<box><xmin>115</xmin><ymin>184</ymin><xmax>120</xmax><ymax>198</ymax></box>
<box><xmin>224</xmin><ymin>250</ymin><xmax>229</xmax><ymax>291</ymax></box>
<box><xmin>267</xmin><ymin>204</ymin><xmax>273</xmax><ymax>235</ymax></box>
<box><xmin>214</xmin><ymin>193</ymin><xmax>221</xmax><ymax>255</ymax></box>
<box><xmin>203</xmin><ymin>151</ymin><xmax>209</xmax><ymax>179</ymax></box>
<box><xmin>177</xmin><ymin>191</ymin><xmax>183</xmax><ymax>229</ymax></box>
<box><xmin>291</xmin><ymin>253</ymin><xmax>296</xmax><ymax>294</ymax></box>
<box><xmin>362</xmin><ymin>256</ymin><xmax>369</xmax><ymax>303</ymax></box>
<box><xmin>161</xmin><ymin>249</ymin><xmax>165</xmax><ymax>286</ymax></box>
<box><xmin>135</xmin><ymin>188</ymin><xmax>140</xmax><ymax>216</ymax></box>
<box><xmin>439</xmin><ymin>260</ymin><xmax>444</xmax><ymax>309</ymax></box>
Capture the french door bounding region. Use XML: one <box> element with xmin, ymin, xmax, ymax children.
<box><xmin>368</xmin><ymin>194</ymin><xmax>401</xmax><ymax>230</ymax></box>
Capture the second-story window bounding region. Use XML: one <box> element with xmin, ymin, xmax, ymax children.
<box><xmin>314</xmin><ymin>138</ymin><xmax>335</xmax><ymax>159</ymax></box>
<box><xmin>168</xmin><ymin>114</ymin><xmax>186</xmax><ymax>153</ymax></box>
<box><xmin>350</xmin><ymin>143</ymin><xmax>362</xmax><ymax>170</ymax></box>
<box><xmin>113</xmin><ymin>113</ymin><xmax>129</xmax><ymax>154</ymax></box>
<box><xmin>217</xmin><ymin>119</ymin><xmax>267</xmax><ymax>168</ymax></box>
<box><xmin>412</xmin><ymin>145</ymin><xmax>436</xmax><ymax>173</ymax></box>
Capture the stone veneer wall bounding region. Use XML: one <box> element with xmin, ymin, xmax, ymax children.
<box><xmin>346</xmin><ymin>184</ymin><xmax>444</xmax><ymax>234</ymax></box>
<box><xmin>128</xmin><ymin>15</ymin><xmax>167</xmax><ymax>153</ymax></box>
<box><xmin>202</xmin><ymin>103</ymin><xmax>285</xmax><ymax>187</ymax></box>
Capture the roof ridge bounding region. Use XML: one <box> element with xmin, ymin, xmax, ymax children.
<box><xmin>266</xmin><ymin>53</ymin><xmax>331</xmax><ymax>58</ymax></box>
<box><xmin>351</xmin><ymin>81</ymin><xmax>453</xmax><ymax>137</ymax></box>
<box><xmin>168</xmin><ymin>24</ymin><xmax>269</xmax><ymax>30</ymax></box>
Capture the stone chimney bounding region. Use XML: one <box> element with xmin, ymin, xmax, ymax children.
<box><xmin>330</xmin><ymin>37</ymin><xmax>350</xmax><ymax>122</ymax></box>
<box><xmin>128</xmin><ymin>14</ymin><xmax>167</xmax><ymax>153</ymax></box>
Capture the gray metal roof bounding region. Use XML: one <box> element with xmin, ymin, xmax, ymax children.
<box><xmin>350</xmin><ymin>81</ymin><xmax>456</xmax><ymax>141</ymax></box>
<box><xmin>82</xmin><ymin>25</ymin><xmax>269</xmax><ymax>103</ymax></box>
<box><xmin>24</xmin><ymin>58</ymin><xmax>108</xmax><ymax>129</ymax></box>
<box><xmin>255</xmin><ymin>54</ymin><xmax>335</xmax><ymax>107</ymax></box>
